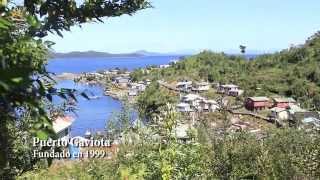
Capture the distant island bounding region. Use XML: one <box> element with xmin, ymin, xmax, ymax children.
<box><xmin>50</xmin><ymin>50</ymin><xmax>198</xmax><ymax>59</ymax></box>
<box><xmin>50</xmin><ymin>51</ymin><xmax>146</xmax><ymax>58</ymax></box>
<box><xmin>50</xmin><ymin>50</ymin><xmax>262</xmax><ymax>59</ymax></box>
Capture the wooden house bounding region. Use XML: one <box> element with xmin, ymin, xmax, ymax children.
<box><xmin>245</xmin><ymin>97</ymin><xmax>270</xmax><ymax>111</ymax></box>
<box><xmin>272</xmin><ymin>97</ymin><xmax>296</xmax><ymax>109</ymax></box>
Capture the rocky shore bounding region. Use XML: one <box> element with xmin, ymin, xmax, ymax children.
<box><xmin>54</xmin><ymin>72</ymin><xmax>82</xmax><ymax>81</ymax></box>
<box><xmin>53</xmin><ymin>71</ymin><xmax>137</xmax><ymax>103</ymax></box>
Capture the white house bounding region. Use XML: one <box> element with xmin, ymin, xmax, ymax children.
<box><xmin>175</xmin><ymin>124</ymin><xmax>190</xmax><ymax>142</ymax></box>
<box><xmin>192</xmin><ymin>82</ymin><xmax>210</xmax><ymax>92</ymax></box>
<box><xmin>181</xmin><ymin>94</ymin><xmax>202</xmax><ymax>107</ymax></box>
<box><xmin>300</xmin><ymin>117</ymin><xmax>320</xmax><ymax>131</ymax></box>
<box><xmin>136</xmin><ymin>83</ymin><xmax>146</xmax><ymax>92</ymax></box>
<box><xmin>114</xmin><ymin>77</ymin><xmax>130</xmax><ymax>87</ymax></box>
<box><xmin>228</xmin><ymin>89</ymin><xmax>244</xmax><ymax>97</ymax></box>
<box><xmin>198</xmin><ymin>99</ymin><xmax>219</xmax><ymax>112</ymax></box>
<box><xmin>128</xmin><ymin>82</ymin><xmax>146</xmax><ymax>95</ymax></box>
<box><xmin>128</xmin><ymin>89</ymin><xmax>138</xmax><ymax>96</ymax></box>
<box><xmin>270</xmin><ymin>107</ymin><xmax>289</xmax><ymax>121</ymax></box>
<box><xmin>176</xmin><ymin>81</ymin><xmax>193</xmax><ymax>92</ymax></box>
<box><xmin>217</xmin><ymin>84</ymin><xmax>239</xmax><ymax>94</ymax></box>
<box><xmin>110</xmin><ymin>69</ymin><xmax>119</xmax><ymax>74</ymax></box>
<box><xmin>128</xmin><ymin>82</ymin><xmax>138</xmax><ymax>89</ymax></box>
<box><xmin>176</xmin><ymin>103</ymin><xmax>193</xmax><ymax>112</ymax></box>
<box><xmin>144</xmin><ymin>79</ymin><xmax>152</xmax><ymax>85</ymax></box>
<box><xmin>159</xmin><ymin>64</ymin><xmax>170</xmax><ymax>68</ymax></box>
<box><xmin>53</xmin><ymin>116</ymin><xmax>74</xmax><ymax>140</ymax></box>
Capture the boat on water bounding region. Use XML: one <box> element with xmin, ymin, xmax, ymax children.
<box><xmin>84</xmin><ymin>129</ymin><xmax>92</xmax><ymax>138</ymax></box>
<box><xmin>88</xmin><ymin>95</ymin><xmax>101</xmax><ymax>100</ymax></box>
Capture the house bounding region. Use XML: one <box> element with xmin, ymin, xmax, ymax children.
<box><xmin>128</xmin><ymin>89</ymin><xmax>138</xmax><ymax>96</ymax></box>
<box><xmin>269</xmin><ymin>107</ymin><xmax>289</xmax><ymax>121</ymax></box>
<box><xmin>192</xmin><ymin>82</ymin><xmax>210</xmax><ymax>92</ymax></box>
<box><xmin>245</xmin><ymin>97</ymin><xmax>270</xmax><ymax>111</ymax></box>
<box><xmin>300</xmin><ymin>117</ymin><xmax>320</xmax><ymax>131</ymax></box>
<box><xmin>144</xmin><ymin>79</ymin><xmax>151</xmax><ymax>85</ymax></box>
<box><xmin>176</xmin><ymin>103</ymin><xmax>193</xmax><ymax>112</ymax></box>
<box><xmin>228</xmin><ymin>89</ymin><xmax>244</xmax><ymax>97</ymax></box>
<box><xmin>181</xmin><ymin>94</ymin><xmax>202</xmax><ymax>107</ymax></box>
<box><xmin>53</xmin><ymin>116</ymin><xmax>74</xmax><ymax>140</ymax></box>
<box><xmin>272</xmin><ymin>97</ymin><xmax>296</xmax><ymax>108</ymax></box>
<box><xmin>198</xmin><ymin>99</ymin><xmax>219</xmax><ymax>112</ymax></box>
<box><xmin>159</xmin><ymin>64</ymin><xmax>170</xmax><ymax>68</ymax></box>
<box><xmin>175</xmin><ymin>124</ymin><xmax>191</xmax><ymax>143</ymax></box>
<box><xmin>229</xmin><ymin>121</ymin><xmax>251</xmax><ymax>132</ymax></box>
<box><xmin>110</xmin><ymin>69</ymin><xmax>119</xmax><ymax>74</ymax></box>
<box><xmin>176</xmin><ymin>81</ymin><xmax>193</xmax><ymax>92</ymax></box>
<box><xmin>136</xmin><ymin>83</ymin><xmax>146</xmax><ymax>92</ymax></box>
<box><xmin>290</xmin><ymin>111</ymin><xmax>320</xmax><ymax>127</ymax></box>
<box><xmin>128</xmin><ymin>82</ymin><xmax>146</xmax><ymax>93</ymax></box>
<box><xmin>101</xmin><ymin>70</ymin><xmax>111</xmax><ymax>75</ymax></box>
<box><xmin>217</xmin><ymin>84</ymin><xmax>239</xmax><ymax>94</ymax></box>
<box><xmin>114</xmin><ymin>77</ymin><xmax>130</xmax><ymax>87</ymax></box>
<box><xmin>170</xmin><ymin>59</ymin><xmax>179</xmax><ymax>64</ymax></box>
<box><xmin>128</xmin><ymin>82</ymin><xmax>138</xmax><ymax>89</ymax></box>
<box><xmin>123</xmin><ymin>71</ymin><xmax>131</xmax><ymax>77</ymax></box>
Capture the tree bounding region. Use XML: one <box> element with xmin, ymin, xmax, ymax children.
<box><xmin>0</xmin><ymin>0</ymin><xmax>150</xmax><ymax>178</ymax></box>
<box><xmin>137</xmin><ymin>82</ymin><xmax>177</xmax><ymax>122</ymax></box>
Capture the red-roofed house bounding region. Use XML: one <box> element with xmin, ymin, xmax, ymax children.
<box><xmin>272</xmin><ymin>97</ymin><xmax>296</xmax><ymax>109</ymax></box>
<box><xmin>53</xmin><ymin>116</ymin><xmax>74</xmax><ymax>139</ymax></box>
<box><xmin>245</xmin><ymin>97</ymin><xmax>270</xmax><ymax>111</ymax></box>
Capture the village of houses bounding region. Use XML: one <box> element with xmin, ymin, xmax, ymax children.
<box><xmin>69</xmin><ymin>63</ymin><xmax>320</xmax><ymax>139</ymax></box>
<box><xmin>48</xmin><ymin>63</ymin><xmax>320</xmax><ymax>160</ymax></box>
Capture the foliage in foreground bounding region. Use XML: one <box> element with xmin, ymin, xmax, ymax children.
<box><xmin>0</xmin><ymin>0</ymin><xmax>150</xmax><ymax>178</ymax></box>
<box><xmin>20</xmin><ymin>104</ymin><xmax>320</xmax><ymax>179</ymax></box>
<box><xmin>19</xmin><ymin>130</ymin><xmax>320</xmax><ymax>179</ymax></box>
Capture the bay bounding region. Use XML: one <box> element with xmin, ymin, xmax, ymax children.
<box><xmin>48</xmin><ymin>55</ymin><xmax>181</xmax><ymax>136</ymax></box>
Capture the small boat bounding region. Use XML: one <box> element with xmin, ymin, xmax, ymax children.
<box><xmin>88</xmin><ymin>95</ymin><xmax>101</xmax><ymax>100</ymax></box>
<box><xmin>84</xmin><ymin>130</ymin><xmax>91</xmax><ymax>138</ymax></box>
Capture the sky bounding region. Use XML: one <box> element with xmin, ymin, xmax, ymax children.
<box><xmin>45</xmin><ymin>0</ymin><xmax>320</xmax><ymax>54</ymax></box>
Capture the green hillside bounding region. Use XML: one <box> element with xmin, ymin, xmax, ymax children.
<box><xmin>131</xmin><ymin>32</ymin><xmax>320</xmax><ymax>110</ymax></box>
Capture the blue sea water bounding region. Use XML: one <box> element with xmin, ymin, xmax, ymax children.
<box><xmin>54</xmin><ymin>80</ymin><xmax>122</xmax><ymax>136</ymax></box>
<box><xmin>48</xmin><ymin>56</ymin><xmax>180</xmax><ymax>136</ymax></box>
<box><xmin>47</xmin><ymin>55</ymin><xmax>182</xmax><ymax>74</ymax></box>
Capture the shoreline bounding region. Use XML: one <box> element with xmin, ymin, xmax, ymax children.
<box><xmin>53</xmin><ymin>72</ymin><xmax>82</xmax><ymax>81</ymax></box>
<box><xmin>53</xmin><ymin>72</ymin><xmax>136</xmax><ymax>103</ymax></box>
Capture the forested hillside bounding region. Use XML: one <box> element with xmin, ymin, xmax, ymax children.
<box><xmin>131</xmin><ymin>32</ymin><xmax>320</xmax><ymax>110</ymax></box>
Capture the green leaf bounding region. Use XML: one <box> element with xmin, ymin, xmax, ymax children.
<box><xmin>36</xmin><ymin>130</ymin><xmax>48</xmax><ymax>140</ymax></box>
<box><xmin>26</xmin><ymin>15</ymin><xmax>40</xmax><ymax>28</ymax></box>
<box><xmin>0</xmin><ymin>0</ymin><xmax>7</xmax><ymax>7</ymax></box>
<box><xmin>0</xmin><ymin>81</ymin><xmax>9</xmax><ymax>90</ymax></box>
<box><xmin>11</xmin><ymin>77</ymin><xmax>23</xmax><ymax>83</ymax></box>
<box><xmin>0</xmin><ymin>17</ymin><xmax>10</xmax><ymax>29</ymax></box>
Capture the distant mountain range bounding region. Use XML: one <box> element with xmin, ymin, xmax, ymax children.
<box><xmin>50</xmin><ymin>49</ymin><xmax>268</xmax><ymax>59</ymax></box>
